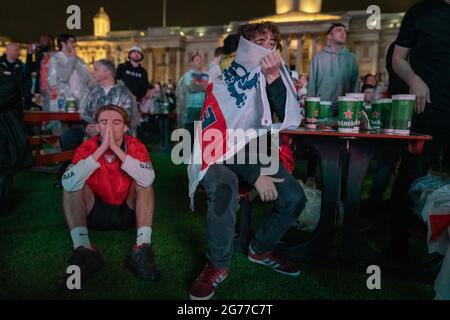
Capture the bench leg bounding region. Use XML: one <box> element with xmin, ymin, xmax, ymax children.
<box><xmin>234</xmin><ymin>195</ymin><xmax>252</xmax><ymax>254</ymax></box>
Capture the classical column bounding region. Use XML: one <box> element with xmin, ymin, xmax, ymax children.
<box><xmin>147</xmin><ymin>49</ymin><xmax>153</xmax><ymax>81</ymax></box>
<box><xmin>281</xmin><ymin>35</ymin><xmax>290</xmax><ymax>66</ymax></box>
<box><xmin>114</xmin><ymin>47</ymin><xmax>120</xmax><ymax>66</ymax></box>
<box><xmin>295</xmin><ymin>33</ymin><xmax>303</xmax><ymax>74</ymax></box>
<box><xmin>164</xmin><ymin>49</ymin><xmax>170</xmax><ymax>84</ymax></box>
<box><xmin>372</xmin><ymin>43</ymin><xmax>379</xmax><ymax>76</ymax></box>
<box><xmin>175</xmin><ymin>48</ymin><xmax>181</xmax><ymax>81</ymax></box>
<box><xmin>311</xmin><ymin>33</ymin><xmax>317</xmax><ymax>59</ymax></box>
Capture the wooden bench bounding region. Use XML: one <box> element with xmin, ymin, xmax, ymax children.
<box><xmin>24</xmin><ymin>112</ymin><xmax>81</xmax><ymax>166</ymax></box>
<box><xmin>33</xmin><ymin>151</ymin><xmax>75</xmax><ymax>166</ymax></box>
<box><xmin>28</xmin><ymin>135</ymin><xmax>74</xmax><ymax>166</ymax></box>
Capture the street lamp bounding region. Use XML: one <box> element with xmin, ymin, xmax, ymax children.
<box><xmin>163</xmin><ymin>0</ymin><xmax>167</xmax><ymax>28</ymax></box>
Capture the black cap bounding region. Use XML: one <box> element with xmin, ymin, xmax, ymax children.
<box><xmin>223</xmin><ymin>34</ymin><xmax>240</xmax><ymax>55</ymax></box>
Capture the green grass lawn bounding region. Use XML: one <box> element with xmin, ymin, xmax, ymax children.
<box><xmin>0</xmin><ymin>151</ymin><xmax>435</xmax><ymax>300</ymax></box>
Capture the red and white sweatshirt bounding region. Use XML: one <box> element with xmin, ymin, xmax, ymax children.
<box><xmin>62</xmin><ymin>135</ymin><xmax>154</xmax><ymax>206</ymax></box>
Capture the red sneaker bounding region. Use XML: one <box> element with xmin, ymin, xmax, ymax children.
<box><xmin>248</xmin><ymin>243</ymin><xmax>300</xmax><ymax>276</ymax></box>
<box><xmin>189</xmin><ymin>262</ymin><xmax>229</xmax><ymax>300</ymax></box>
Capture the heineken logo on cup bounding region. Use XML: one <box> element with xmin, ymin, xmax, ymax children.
<box><xmin>338</xmin><ymin>120</ymin><xmax>353</xmax><ymax>127</ymax></box>
<box><xmin>344</xmin><ymin>110</ymin><xmax>353</xmax><ymax>119</ymax></box>
<box><xmin>338</xmin><ymin>96</ymin><xmax>357</xmax><ymax>133</ymax></box>
<box><xmin>371</xmin><ymin>99</ymin><xmax>387</xmax><ymax>130</ymax></box>
<box><xmin>307</xmin><ymin>109</ymin><xmax>319</xmax><ymax>118</ymax></box>
<box><xmin>305</xmin><ymin>97</ymin><xmax>321</xmax><ymax>129</ymax></box>
<box><xmin>392</xmin><ymin>95</ymin><xmax>416</xmax><ymax>135</ymax></box>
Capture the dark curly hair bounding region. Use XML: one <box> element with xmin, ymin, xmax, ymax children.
<box><xmin>238</xmin><ymin>22</ymin><xmax>282</xmax><ymax>50</ymax></box>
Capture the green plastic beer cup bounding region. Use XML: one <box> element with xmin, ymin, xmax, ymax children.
<box><xmin>380</xmin><ymin>99</ymin><xmax>394</xmax><ymax>133</ymax></box>
<box><xmin>319</xmin><ymin>101</ymin><xmax>332</xmax><ymax>120</ymax></box>
<box><xmin>338</xmin><ymin>97</ymin><xmax>357</xmax><ymax>133</ymax></box>
<box><xmin>305</xmin><ymin>97</ymin><xmax>321</xmax><ymax>129</ymax></box>
<box><xmin>346</xmin><ymin>93</ymin><xmax>365</xmax><ymax>132</ymax></box>
<box><xmin>392</xmin><ymin>94</ymin><xmax>416</xmax><ymax>135</ymax></box>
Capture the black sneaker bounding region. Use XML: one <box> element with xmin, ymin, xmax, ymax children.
<box><xmin>126</xmin><ymin>244</ymin><xmax>161</xmax><ymax>281</ymax></box>
<box><xmin>58</xmin><ymin>245</ymin><xmax>104</xmax><ymax>290</ymax></box>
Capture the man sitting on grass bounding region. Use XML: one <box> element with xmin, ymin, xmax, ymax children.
<box><xmin>61</xmin><ymin>104</ymin><xmax>159</xmax><ymax>287</ymax></box>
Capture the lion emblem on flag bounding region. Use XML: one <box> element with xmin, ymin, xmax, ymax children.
<box><xmin>223</xmin><ymin>61</ymin><xmax>259</xmax><ymax>108</ymax></box>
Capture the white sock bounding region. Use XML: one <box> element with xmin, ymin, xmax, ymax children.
<box><xmin>137</xmin><ymin>227</ymin><xmax>152</xmax><ymax>246</ymax></box>
<box><xmin>70</xmin><ymin>226</ymin><xmax>92</xmax><ymax>250</ymax></box>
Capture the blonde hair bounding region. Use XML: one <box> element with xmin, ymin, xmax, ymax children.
<box><xmin>95</xmin><ymin>105</ymin><xmax>129</xmax><ymax>125</ymax></box>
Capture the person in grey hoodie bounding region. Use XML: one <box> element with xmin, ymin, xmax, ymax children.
<box><xmin>307</xmin><ymin>23</ymin><xmax>359</xmax><ymax>114</ymax></box>
<box><xmin>304</xmin><ymin>23</ymin><xmax>359</xmax><ymax>187</ymax></box>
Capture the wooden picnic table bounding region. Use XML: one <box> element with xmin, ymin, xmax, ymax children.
<box><xmin>23</xmin><ymin>111</ymin><xmax>82</xmax><ymax>166</ymax></box>
<box><xmin>23</xmin><ymin>111</ymin><xmax>81</xmax><ymax>123</ymax></box>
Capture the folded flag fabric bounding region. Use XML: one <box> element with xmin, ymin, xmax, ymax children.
<box><xmin>414</xmin><ymin>184</ymin><xmax>450</xmax><ymax>255</ymax></box>
<box><xmin>426</xmin><ymin>187</ymin><xmax>450</xmax><ymax>300</ymax></box>
<box><xmin>279</xmin><ymin>134</ymin><xmax>295</xmax><ymax>174</ymax></box>
<box><xmin>411</xmin><ymin>177</ymin><xmax>450</xmax><ymax>300</ymax></box>
<box><xmin>188</xmin><ymin>36</ymin><xmax>303</xmax><ymax>207</ymax></box>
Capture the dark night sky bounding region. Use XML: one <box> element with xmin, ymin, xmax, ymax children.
<box><xmin>1</xmin><ymin>0</ymin><xmax>417</xmax><ymax>42</ymax></box>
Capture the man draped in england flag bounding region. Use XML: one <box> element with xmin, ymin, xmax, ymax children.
<box><xmin>188</xmin><ymin>22</ymin><xmax>306</xmax><ymax>300</ymax></box>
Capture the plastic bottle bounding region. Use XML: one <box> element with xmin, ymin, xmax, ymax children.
<box><xmin>58</xmin><ymin>89</ymin><xmax>66</xmax><ymax>112</ymax></box>
<box><xmin>49</xmin><ymin>98</ymin><xmax>59</xmax><ymax>112</ymax></box>
<box><xmin>48</xmin><ymin>86</ymin><xmax>58</xmax><ymax>112</ymax></box>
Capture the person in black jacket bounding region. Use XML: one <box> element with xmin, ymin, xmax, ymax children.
<box><xmin>116</xmin><ymin>46</ymin><xmax>149</xmax><ymax>103</ymax></box>
<box><xmin>0</xmin><ymin>42</ymin><xmax>33</xmax><ymax>214</ymax></box>
<box><xmin>388</xmin><ymin>0</ymin><xmax>450</xmax><ymax>259</ymax></box>
<box><xmin>25</xmin><ymin>34</ymin><xmax>55</xmax><ymax>108</ymax></box>
<box><xmin>364</xmin><ymin>41</ymin><xmax>408</xmax><ymax>216</ymax></box>
<box><xmin>386</xmin><ymin>41</ymin><xmax>409</xmax><ymax>96</ymax></box>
